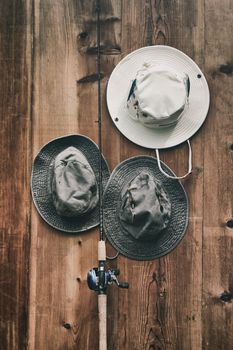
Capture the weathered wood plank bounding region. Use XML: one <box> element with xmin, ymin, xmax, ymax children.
<box><xmin>29</xmin><ymin>1</ymin><xmax>83</xmax><ymax>349</ymax></box>
<box><xmin>29</xmin><ymin>1</ymin><xmax>122</xmax><ymax>349</ymax></box>
<box><xmin>202</xmin><ymin>0</ymin><xmax>233</xmax><ymax>349</ymax></box>
<box><xmin>76</xmin><ymin>1</ymin><xmax>121</xmax><ymax>348</ymax></box>
<box><xmin>27</xmin><ymin>0</ymin><xmax>233</xmax><ymax>349</ymax></box>
<box><xmin>116</xmin><ymin>0</ymin><xmax>205</xmax><ymax>349</ymax></box>
<box><xmin>0</xmin><ymin>1</ymin><xmax>32</xmax><ymax>349</ymax></box>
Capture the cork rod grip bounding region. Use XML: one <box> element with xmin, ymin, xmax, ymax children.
<box><xmin>98</xmin><ymin>240</ymin><xmax>106</xmax><ymax>261</ymax></box>
<box><xmin>98</xmin><ymin>294</ymin><xmax>107</xmax><ymax>350</ymax></box>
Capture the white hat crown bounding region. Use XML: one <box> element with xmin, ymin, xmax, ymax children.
<box><xmin>127</xmin><ymin>62</ymin><xmax>190</xmax><ymax>128</ymax></box>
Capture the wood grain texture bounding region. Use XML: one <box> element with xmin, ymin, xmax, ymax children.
<box><xmin>29</xmin><ymin>1</ymin><xmax>85</xmax><ymax>349</ymax></box>
<box><xmin>202</xmin><ymin>0</ymin><xmax>233</xmax><ymax>349</ymax></box>
<box><xmin>29</xmin><ymin>1</ymin><xmax>125</xmax><ymax>348</ymax></box>
<box><xmin>0</xmin><ymin>0</ymin><xmax>232</xmax><ymax>349</ymax></box>
<box><xmin>29</xmin><ymin>1</ymin><xmax>122</xmax><ymax>349</ymax></box>
<box><xmin>0</xmin><ymin>1</ymin><xmax>32</xmax><ymax>349</ymax></box>
<box><xmin>27</xmin><ymin>0</ymin><xmax>233</xmax><ymax>349</ymax></box>
<box><xmin>113</xmin><ymin>1</ymin><xmax>205</xmax><ymax>349</ymax></box>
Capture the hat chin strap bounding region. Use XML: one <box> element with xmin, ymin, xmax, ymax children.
<box><xmin>155</xmin><ymin>140</ymin><xmax>192</xmax><ymax>180</ymax></box>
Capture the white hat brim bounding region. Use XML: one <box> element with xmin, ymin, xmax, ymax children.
<box><xmin>106</xmin><ymin>45</ymin><xmax>210</xmax><ymax>149</ymax></box>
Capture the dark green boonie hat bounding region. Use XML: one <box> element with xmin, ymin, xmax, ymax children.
<box><xmin>103</xmin><ymin>156</ymin><xmax>188</xmax><ymax>260</ymax></box>
<box><xmin>31</xmin><ymin>134</ymin><xmax>110</xmax><ymax>233</ymax></box>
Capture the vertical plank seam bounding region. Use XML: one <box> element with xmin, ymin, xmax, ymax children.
<box><xmin>27</xmin><ymin>0</ymin><xmax>36</xmax><ymax>348</ymax></box>
<box><xmin>201</xmin><ymin>1</ymin><xmax>206</xmax><ymax>349</ymax></box>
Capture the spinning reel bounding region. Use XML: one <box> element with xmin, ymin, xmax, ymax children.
<box><xmin>87</xmin><ymin>263</ymin><xmax>129</xmax><ymax>294</ymax></box>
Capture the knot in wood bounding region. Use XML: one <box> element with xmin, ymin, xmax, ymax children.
<box><xmin>220</xmin><ymin>291</ymin><xmax>233</xmax><ymax>303</ymax></box>
<box><xmin>79</xmin><ymin>31</ymin><xmax>88</xmax><ymax>40</ymax></box>
<box><xmin>226</xmin><ymin>219</ymin><xmax>233</xmax><ymax>229</ymax></box>
<box><xmin>63</xmin><ymin>323</ymin><xmax>71</xmax><ymax>329</ymax></box>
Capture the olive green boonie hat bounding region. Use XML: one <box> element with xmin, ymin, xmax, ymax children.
<box><xmin>103</xmin><ymin>156</ymin><xmax>188</xmax><ymax>260</ymax></box>
<box><xmin>119</xmin><ymin>172</ymin><xmax>171</xmax><ymax>241</ymax></box>
<box><xmin>31</xmin><ymin>134</ymin><xmax>110</xmax><ymax>233</ymax></box>
<box><xmin>51</xmin><ymin>147</ymin><xmax>99</xmax><ymax>217</ymax></box>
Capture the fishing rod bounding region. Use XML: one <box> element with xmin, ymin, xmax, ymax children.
<box><xmin>87</xmin><ymin>1</ymin><xmax>128</xmax><ymax>349</ymax></box>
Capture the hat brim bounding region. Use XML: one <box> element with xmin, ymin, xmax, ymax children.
<box><xmin>103</xmin><ymin>156</ymin><xmax>188</xmax><ymax>260</ymax></box>
<box><xmin>106</xmin><ymin>45</ymin><xmax>210</xmax><ymax>149</ymax></box>
<box><xmin>31</xmin><ymin>134</ymin><xmax>110</xmax><ymax>233</ymax></box>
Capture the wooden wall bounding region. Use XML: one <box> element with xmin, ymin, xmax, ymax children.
<box><xmin>0</xmin><ymin>0</ymin><xmax>232</xmax><ymax>349</ymax></box>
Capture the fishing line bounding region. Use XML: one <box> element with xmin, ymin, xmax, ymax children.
<box><xmin>87</xmin><ymin>7</ymin><xmax>129</xmax><ymax>349</ymax></box>
<box><xmin>96</xmin><ymin>0</ymin><xmax>104</xmax><ymax>242</ymax></box>
<box><xmin>96</xmin><ymin>0</ymin><xmax>118</xmax><ymax>260</ymax></box>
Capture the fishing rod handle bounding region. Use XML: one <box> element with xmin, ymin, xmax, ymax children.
<box><xmin>98</xmin><ymin>294</ymin><xmax>107</xmax><ymax>350</ymax></box>
<box><xmin>98</xmin><ymin>240</ymin><xmax>106</xmax><ymax>261</ymax></box>
<box><xmin>98</xmin><ymin>241</ymin><xmax>107</xmax><ymax>349</ymax></box>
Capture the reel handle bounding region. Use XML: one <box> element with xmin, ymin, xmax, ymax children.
<box><xmin>118</xmin><ymin>282</ymin><xmax>129</xmax><ymax>289</ymax></box>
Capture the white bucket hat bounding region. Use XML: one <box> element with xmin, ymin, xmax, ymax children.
<box><xmin>106</xmin><ymin>45</ymin><xmax>210</xmax><ymax>179</ymax></box>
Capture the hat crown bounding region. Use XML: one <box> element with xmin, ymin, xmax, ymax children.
<box><xmin>51</xmin><ymin>146</ymin><xmax>99</xmax><ymax>217</ymax></box>
<box><xmin>127</xmin><ymin>63</ymin><xmax>190</xmax><ymax>128</ymax></box>
<box><xmin>119</xmin><ymin>171</ymin><xmax>171</xmax><ymax>240</ymax></box>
